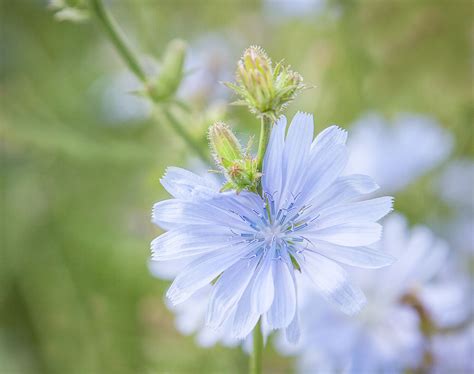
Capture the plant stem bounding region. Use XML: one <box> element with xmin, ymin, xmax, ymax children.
<box><xmin>90</xmin><ymin>0</ymin><xmax>208</xmax><ymax>162</ymax></box>
<box><xmin>250</xmin><ymin>318</ymin><xmax>263</xmax><ymax>374</ymax></box>
<box><xmin>255</xmin><ymin>115</ymin><xmax>273</xmax><ymax>194</ymax></box>
<box><xmin>90</xmin><ymin>0</ymin><xmax>147</xmax><ymax>83</ymax></box>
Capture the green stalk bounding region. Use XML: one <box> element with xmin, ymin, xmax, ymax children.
<box><xmin>90</xmin><ymin>0</ymin><xmax>147</xmax><ymax>83</ymax></box>
<box><xmin>255</xmin><ymin>115</ymin><xmax>272</xmax><ymax>193</ymax></box>
<box><xmin>90</xmin><ymin>0</ymin><xmax>208</xmax><ymax>162</ymax></box>
<box><xmin>250</xmin><ymin>318</ymin><xmax>263</xmax><ymax>374</ymax></box>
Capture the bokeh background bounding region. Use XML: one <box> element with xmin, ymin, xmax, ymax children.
<box><xmin>1</xmin><ymin>0</ymin><xmax>472</xmax><ymax>373</ymax></box>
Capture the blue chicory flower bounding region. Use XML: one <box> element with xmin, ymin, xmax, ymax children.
<box><xmin>151</xmin><ymin>112</ymin><xmax>394</xmax><ymax>341</ymax></box>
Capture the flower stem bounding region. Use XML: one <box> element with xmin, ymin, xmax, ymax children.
<box><xmin>90</xmin><ymin>0</ymin><xmax>208</xmax><ymax>162</ymax></box>
<box><xmin>250</xmin><ymin>318</ymin><xmax>263</xmax><ymax>374</ymax></box>
<box><xmin>256</xmin><ymin>115</ymin><xmax>274</xmax><ymax>194</ymax></box>
<box><xmin>90</xmin><ymin>0</ymin><xmax>147</xmax><ymax>83</ymax></box>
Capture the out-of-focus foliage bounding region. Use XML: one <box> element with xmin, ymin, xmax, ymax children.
<box><xmin>1</xmin><ymin>0</ymin><xmax>472</xmax><ymax>373</ymax></box>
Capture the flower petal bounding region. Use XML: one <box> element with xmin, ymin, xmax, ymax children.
<box><xmin>304</xmin><ymin>222</ymin><xmax>383</xmax><ymax>247</ymax></box>
<box><xmin>263</xmin><ymin>116</ymin><xmax>286</xmax><ymax>195</ymax></box>
<box><xmin>207</xmin><ymin>257</ymin><xmax>259</xmax><ymax>329</ymax></box>
<box><xmin>152</xmin><ymin>199</ymin><xmax>249</xmax><ymax>231</ymax></box>
<box><xmin>251</xmin><ymin>247</ymin><xmax>275</xmax><ymax>315</ymax></box>
<box><xmin>316</xmin><ymin>197</ymin><xmax>393</xmax><ymax>229</ymax></box>
<box><xmin>160</xmin><ymin>167</ymin><xmax>218</xmax><ymax>200</ymax></box>
<box><xmin>285</xmin><ymin>308</ymin><xmax>300</xmax><ymax>344</ymax></box>
<box><xmin>231</xmin><ymin>246</ymin><xmax>276</xmax><ymax>339</ymax></box>
<box><xmin>232</xmin><ymin>278</ymin><xmax>261</xmax><ymax>339</ymax></box>
<box><xmin>280</xmin><ymin>112</ymin><xmax>314</xmax><ymax>203</ymax></box>
<box><xmin>267</xmin><ymin>259</ymin><xmax>296</xmax><ymax>329</ymax></box>
<box><xmin>151</xmin><ymin>225</ymin><xmax>237</xmax><ymax>260</ymax></box>
<box><xmin>311</xmin><ymin>125</ymin><xmax>347</xmax><ymax>150</ymax></box>
<box><xmin>302</xmin><ymin>251</ymin><xmax>366</xmax><ymax>315</ymax></box>
<box><xmin>167</xmin><ymin>242</ymin><xmax>258</xmax><ymax>304</ymax></box>
<box><xmin>296</xmin><ymin>174</ymin><xmax>380</xmax><ymax>220</ymax></box>
<box><xmin>299</xmin><ymin>143</ymin><xmax>348</xmax><ymax>204</ymax></box>
<box><xmin>307</xmin><ymin>241</ymin><xmax>396</xmax><ymax>269</ymax></box>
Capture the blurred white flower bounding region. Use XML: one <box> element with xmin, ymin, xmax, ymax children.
<box><xmin>277</xmin><ymin>213</ymin><xmax>468</xmax><ymax>373</ymax></box>
<box><xmin>345</xmin><ymin>113</ymin><xmax>453</xmax><ymax>193</ymax></box>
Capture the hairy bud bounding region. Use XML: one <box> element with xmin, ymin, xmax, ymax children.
<box><xmin>148</xmin><ymin>39</ymin><xmax>187</xmax><ymax>101</ymax></box>
<box><xmin>225</xmin><ymin>46</ymin><xmax>305</xmax><ymax>119</ymax></box>
<box><xmin>208</xmin><ymin>122</ymin><xmax>261</xmax><ymax>193</ymax></box>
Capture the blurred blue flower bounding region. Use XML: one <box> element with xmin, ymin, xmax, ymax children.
<box><xmin>178</xmin><ymin>34</ymin><xmax>234</xmax><ymax>104</ymax></box>
<box><xmin>277</xmin><ymin>213</ymin><xmax>464</xmax><ymax>373</ymax></box>
<box><xmin>151</xmin><ymin>112</ymin><xmax>393</xmax><ymax>341</ymax></box>
<box><xmin>263</xmin><ymin>0</ymin><xmax>326</xmax><ymax>21</ymax></box>
<box><xmin>91</xmin><ymin>71</ymin><xmax>152</xmax><ymax>125</ymax></box>
<box><xmin>436</xmin><ymin>159</ymin><xmax>474</xmax><ymax>211</ymax></box>
<box><xmin>345</xmin><ymin>113</ymin><xmax>453</xmax><ymax>193</ymax></box>
<box><xmin>431</xmin><ymin>324</ymin><xmax>474</xmax><ymax>374</ymax></box>
<box><xmin>435</xmin><ymin>159</ymin><xmax>474</xmax><ymax>259</ymax></box>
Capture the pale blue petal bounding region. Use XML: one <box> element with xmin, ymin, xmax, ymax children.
<box><xmin>160</xmin><ymin>166</ymin><xmax>218</xmax><ymax>200</ymax></box>
<box><xmin>262</xmin><ymin>116</ymin><xmax>286</xmax><ymax>195</ymax></box>
<box><xmin>311</xmin><ymin>125</ymin><xmax>347</xmax><ymax>150</ymax></box>
<box><xmin>280</xmin><ymin>112</ymin><xmax>314</xmax><ymax>203</ymax></box>
<box><xmin>299</xmin><ymin>143</ymin><xmax>348</xmax><ymax>204</ymax></box>
<box><xmin>296</xmin><ymin>174</ymin><xmax>380</xmax><ymax>220</ymax></box>
<box><xmin>207</xmin><ymin>257</ymin><xmax>259</xmax><ymax>329</ymax></box>
<box><xmin>229</xmin><ymin>247</ymin><xmax>274</xmax><ymax>338</ymax></box>
<box><xmin>315</xmin><ymin>174</ymin><xmax>379</xmax><ymax>208</ymax></box>
<box><xmin>267</xmin><ymin>259</ymin><xmax>296</xmax><ymax>329</ymax></box>
<box><xmin>232</xmin><ymin>277</ymin><xmax>261</xmax><ymax>339</ymax></box>
<box><xmin>304</xmin><ymin>222</ymin><xmax>383</xmax><ymax>247</ymax></box>
<box><xmin>152</xmin><ymin>199</ymin><xmax>249</xmax><ymax>231</ymax></box>
<box><xmin>151</xmin><ymin>225</ymin><xmax>237</xmax><ymax>260</ymax></box>
<box><xmin>307</xmin><ymin>241</ymin><xmax>396</xmax><ymax>269</ymax></box>
<box><xmin>284</xmin><ymin>307</ymin><xmax>300</xmax><ymax>344</ymax></box>
<box><xmin>316</xmin><ymin>196</ymin><xmax>393</xmax><ymax>229</ymax></box>
<box><xmin>251</xmin><ymin>247</ymin><xmax>275</xmax><ymax>315</ymax></box>
<box><xmin>167</xmin><ymin>242</ymin><xmax>258</xmax><ymax>304</ymax></box>
<box><xmin>211</xmin><ymin>191</ymin><xmax>264</xmax><ymax>221</ymax></box>
<box><xmin>303</xmin><ymin>251</ymin><xmax>366</xmax><ymax>315</ymax></box>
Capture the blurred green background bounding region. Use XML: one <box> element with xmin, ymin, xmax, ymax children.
<box><xmin>1</xmin><ymin>0</ymin><xmax>472</xmax><ymax>373</ymax></box>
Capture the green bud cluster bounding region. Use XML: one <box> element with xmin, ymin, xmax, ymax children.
<box><xmin>225</xmin><ymin>46</ymin><xmax>305</xmax><ymax>119</ymax></box>
<box><xmin>148</xmin><ymin>39</ymin><xmax>187</xmax><ymax>102</ymax></box>
<box><xmin>208</xmin><ymin>123</ymin><xmax>261</xmax><ymax>193</ymax></box>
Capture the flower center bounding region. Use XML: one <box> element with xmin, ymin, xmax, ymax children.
<box><xmin>262</xmin><ymin>224</ymin><xmax>284</xmax><ymax>243</ymax></box>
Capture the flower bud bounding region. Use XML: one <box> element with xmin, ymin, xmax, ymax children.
<box><xmin>225</xmin><ymin>46</ymin><xmax>305</xmax><ymax>119</ymax></box>
<box><xmin>148</xmin><ymin>39</ymin><xmax>187</xmax><ymax>101</ymax></box>
<box><xmin>208</xmin><ymin>123</ymin><xmax>261</xmax><ymax>193</ymax></box>
<box><xmin>209</xmin><ymin>122</ymin><xmax>243</xmax><ymax>169</ymax></box>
